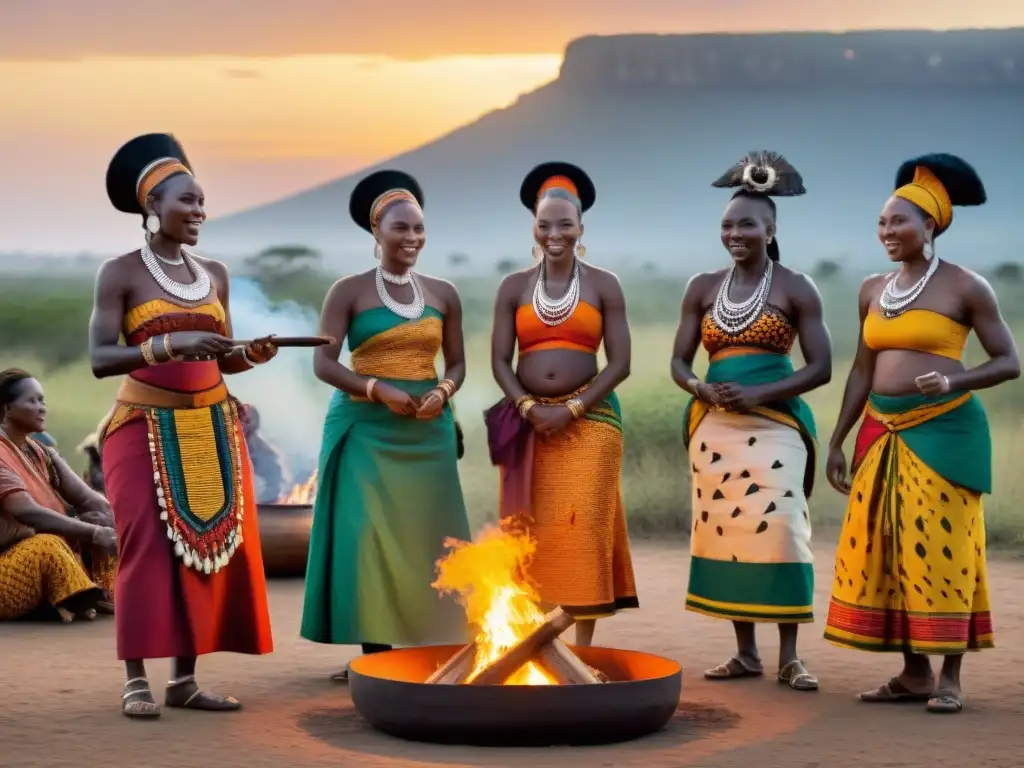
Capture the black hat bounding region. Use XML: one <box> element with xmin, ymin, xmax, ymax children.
<box><xmin>106</xmin><ymin>133</ymin><xmax>193</xmax><ymax>215</ymax></box>
<box><xmin>349</xmin><ymin>169</ymin><xmax>424</xmax><ymax>233</ymax></box>
<box><xmin>519</xmin><ymin>162</ymin><xmax>596</xmax><ymax>213</ymax></box>
<box><xmin>712</xmin><ymin>150</ymin><xmax>806</xmax><ymax>197</ymax></box>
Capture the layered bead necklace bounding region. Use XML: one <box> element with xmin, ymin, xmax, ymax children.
<box><xmin>533</xmin><ymin>258</ymin><xmax>580</xmax><ymax>326</ymax></box>
<box><xmin>878</xmin><ymin>257</ymin><xmax>939</xmax><ymax>318</ymax></box>
<box><xmin>141</xmin><ymin>243</ymin><xmax>211</xmax><ymax>303</ymax></box>
<box><xmin>712</xmin><ymin>259</ymin><xmax>773</xmax><ymax>333</ymax></box>
<box><xmin>376</xmin><ymin>264</ymin><xmax>424</xmax><ymax>319</ymax></box>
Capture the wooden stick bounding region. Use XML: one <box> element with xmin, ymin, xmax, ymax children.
<box><xmin>533</xmin><ymin>638</ymin><xmax>602</xmax><ymax>684</ymax></box>
<box><xmin>424</xmin><ymin>642</ymin><xmax>478</xmax><ymax>685</ymax></box>
<box><xmin>467</xmin><ymin>607</ymin><xmax>576</xmax><ymax>686</ymax></box>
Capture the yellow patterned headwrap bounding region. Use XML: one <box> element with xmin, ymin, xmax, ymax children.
<box><xmin>370</xmin><ymin>189</ymin><xmax>421</xmax><ymax>230</ymax></box>
<box><xmin>136</xmin><ymin>157</ymin><xmax>193</xmax><ymax>206</ymax></box>
<box><xmin>892</xmin><ymin>166</ymin><xmax>953</xmax><ymax>231</ymax></box>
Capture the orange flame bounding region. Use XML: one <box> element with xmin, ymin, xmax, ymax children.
<box><xmin>432</xmin><ymin>523</ymin><xmax>556</xmax><ymax>685</ymax></box>
<box><xmin>278</xmin><ymin>470</ymin><xmax>317</xmax><ymax>504</ymax></box>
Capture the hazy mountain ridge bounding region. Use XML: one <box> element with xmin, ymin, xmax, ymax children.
<box><xmin>200</xmin><ymin>29</ymin><xmax>1024</xmax><ymax>273</ymax></box>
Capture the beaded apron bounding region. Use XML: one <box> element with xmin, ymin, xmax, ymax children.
<box><xmin>145</xmin><ymin>399</ymin><xmax>245</xmax><ymax>575</ymax></box>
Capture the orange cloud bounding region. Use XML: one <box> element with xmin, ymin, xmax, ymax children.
<box><xmin>3</xmin><ymin>1</ymin><xmax>1023</xmax><ymax>59</ymax></box>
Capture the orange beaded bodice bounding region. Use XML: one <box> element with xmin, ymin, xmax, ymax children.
<box><xmin>701</xmin><ymin>304</ymin><xmax>797</xmax><ymax>358</ymax></box>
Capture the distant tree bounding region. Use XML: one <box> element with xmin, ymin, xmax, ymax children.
<box><xmin>812</xmin><ymin>259</ymin><xmax>842</xmax><ymax>280</ymax></box>
<box><xmin>641</xmin><ymin>261</ymin><xmax>658</xmax><ymax>273</ymax></box>
<box><xmin>992</xmin><ymin>261</ymin><xmax>1022</xmax><ymax>283</ymax></box>
<box><xmin>495</xmin><ymin>258</ymin><xmax>517</xmax><ymax>274</ymax></box>
<box><xmin>245</xmin><ymin>244</ymin><xmax>322</xmax><ymax>274</ymax></box>
<box><xmin>448</xmin><ymin>252</ymin><xmax>469</xmax><ymax>268</ymax></box>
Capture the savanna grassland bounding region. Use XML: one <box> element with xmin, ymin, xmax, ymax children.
<box><xmin>3</xmin><ymin>266</ymin><xmax>1023</xmax><ymax>545</ymax></box>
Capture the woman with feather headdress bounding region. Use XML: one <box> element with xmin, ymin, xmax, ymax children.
<box><xmin>823</xmin><ymin>154</ymin><xmax>1020</xmax><ymax>713</ymax></box>
<box><xmin>670</xmin><ymin>151</ymin><xmax>832</xmax><ymax>691</ymax></box>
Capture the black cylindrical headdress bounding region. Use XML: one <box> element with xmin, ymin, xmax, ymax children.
<box><xmin>106</xmin><ymin>133</ymin><xmax>193</xmax><ymax>216</ymax></box>
<box><xmin>519</xmin><ymin>162</ymin><xmax>596</xmax><ymax>214</ymax></box>
<box><xmin>349</xmin><ymin>169</ymin><xmax>425</xmax><ymax>233</ymax></box>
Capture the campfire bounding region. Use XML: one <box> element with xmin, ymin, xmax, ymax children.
<box><xmin>278</xmin><ymin>470</ymin><xmax>317</xmax><ymax>505</ymax></box>
<box><xmin>426</xmin><ymin>524</ymin><xmax>607</xmax><ymax>686</ymax></box>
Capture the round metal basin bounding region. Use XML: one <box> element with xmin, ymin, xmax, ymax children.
<box><xmin>348</xmin><ymin>644</ymin><xmax>682</xmax><ymax>746</ymax></box>
<box><xmin>256</xmin><ymin>503</ymin><xmax>313</xmax><ymax>578</ymax></box>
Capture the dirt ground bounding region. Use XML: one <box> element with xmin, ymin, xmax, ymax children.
<box><xmin>4</xmin><ymin>541</ymin><xmax>1024</xmax><ymax>768</ymax></box>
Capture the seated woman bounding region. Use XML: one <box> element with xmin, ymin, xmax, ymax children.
<box><xmin>0</xmin><ymin>368</ymin><xmax>119</xmax><ymax>622</ymax></box>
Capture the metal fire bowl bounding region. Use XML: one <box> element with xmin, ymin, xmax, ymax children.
<box><xmin>256</xmin><ymin>503</ymin><xmax>313</xmax><ymax>578</ymax></box>
<box><xmin>348</xmin><ymin>644</ymin><xmax>682</xmax><ymax>746</ymax></box>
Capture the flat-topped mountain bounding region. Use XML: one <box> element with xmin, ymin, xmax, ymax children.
<box><xmin>200</xmin><ymin>29</ymin><xmax>1024</xmax><ymax>273</ymax></box>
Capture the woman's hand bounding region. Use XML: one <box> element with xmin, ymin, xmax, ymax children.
<box><xmin>693</xmin><ymin>381</ymin><xmax>723</xmax><ymax>407</ymax></box>
<box><xmin>78</xmin><ymin>509</ymin><xmax>113</xmax><ymax>528</ymax></box>
<box><xmin>372</xmin><ymin>381</ymin><xmax>418</xmax><ymax>417</ymax></box>
<box><xmin>166</xmin><ymin>331</ymin><xmax>235</xmax><ymax>360</ymax></box>
<box><xmin>914</xmin><ymin>371</ymin><xmax>951</xmax><ymax>396</ymax></box>
<box><xmin>415</xmin><ymin>388</ymin><xmax>446</xmax><ymax>420</ymax></box>
<box><xmin>245</xmin><ymin>336</ymin><xmax>279</xmax><ymax>365</ymax></box>
<box><xmin>91</xmin><ymin>525</ymin><xmax>118</xmax><ymax>556</ymax></box>
<box><xmin>826</xmin><ymin>445</ymin><xmax>852</xmax><ymax>495</ymax></box>
<box><xmin>527</xmin><ymin>404</ymin><xmax>573</xmax><ymax>436</ymax></box>
<box><xmin>714</xmin><ymin>382</ymin><xmax>762</xmax><ymax>413</ymax></box>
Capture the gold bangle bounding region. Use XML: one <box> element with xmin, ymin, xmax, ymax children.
<box><xmin>140</xmin><ymin>338</ymin><xmax>158</xmax><ymax>366</ymax></box>
<box><xmin>439</xmin><ymin>379</ymin><xmax>456</xmax><ymax>399</ymax></box>
<box><xmin>566</xmin><ymin>397</ymin><xmax>586</xmax><ymax>419</ymax></box>
<box><xmin>161</xmin><ymin>334</ymin><xmax>177</xmax><ymax>362</ymax></box>
<box><xmin>514</xmin><ymin>395</ymin><xmax>532</xmax><ymax>408</ymax></box>
<box><xmin>365</xmin><ymin>377</ymin><xmax>379</xmax><ymax>401</ymax></box>
<box><xmin>519</xmin><ymin>399</ymin><xmax>537</xmax><ymax>418</ymax></box>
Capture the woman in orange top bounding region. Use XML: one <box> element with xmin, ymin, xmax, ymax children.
<box><xmin>489</xmin><ymin>162</ymin><xmax>637</xmax><ymax>646</ymax></box>
<box><xmin>90</xmin><ymin>133</ymin><xmax>279</xmax><ymax>718</ymax></box>
<box><xmin>824</xmin><ymin>154</ymin><xmax>1020</xmax><ymax>713</ymax></box>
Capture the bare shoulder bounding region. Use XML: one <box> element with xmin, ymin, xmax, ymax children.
<box><xmin>324</xmin><ymin>272</ymin><xmax>370</xmax><ymax>300</ymax></box>
<box><xmin>417</xmin><ymin>273</ymin><xmax>459</xmax><ymax>298</ymax></box>
<box><xmin>774</xmin><ymin>263</ymin><xmax>821</xmax><ymax>297</ymax></box>
<box><xmin>580</xmin><ymin>262</ymin><xmax>623</xmax><ymax>292</ymax></box>
<box><xmin>860</xmin><ymin>271</ymin><xmax>889</xmax><ymax>299</ymax></box>
<box><xmin>685</xmin><ymin>268</ymin><xmax>727</xmax><ymax>295</ymax></box>
<box><xmin>943</xmin><ymin>262</ymin><xmax>996</xmax><ymax>301</ymax></box>
<box><xmin>497</xmin><ymin>268</ymin><xmax>533</xmax><ymax>300</ymax></box>
<box><xmin>94</xmin><ymin>252</ymin><xmax>138</xmax><ymax>290</ymax></box>
<box><xmin>191</xmin><ymin>253</ymin><xmax>229</xmax><ymax>281</ymax></box>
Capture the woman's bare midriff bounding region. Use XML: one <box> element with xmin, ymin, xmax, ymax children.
<box><xmin>516</xmin><ymin>349</ymin><xmax>599</xmax><ymax>398</ymax></box>
<box><xmin>871</xmin><ymin>350</ymin><xmax>967</xmax><ymax>396</ymax></box>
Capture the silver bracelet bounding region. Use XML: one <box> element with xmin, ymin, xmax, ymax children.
<box><xmin>240</xmin><ymin>347</ymin><xmax>257</xmax><ymax>367</ymax></box>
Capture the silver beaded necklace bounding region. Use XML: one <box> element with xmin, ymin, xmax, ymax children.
<box><xmin>375</xmin><ymin>265</ymin><xmax>424</xmax><ymax>319</ymax></box>
<box><xmin>712</xmin><ymin>259</ymin><xmax>773</xmax><ymax>334</ymax></box>
<box><xmin>140</xmin><ymin>244</ymin><xmax>211</xmax><ymax>303</ymax></box>
<box><xmin>533</xmin><ymin>259</ymin><xmax>580</xmax><ymax>326</ymax></box>
<box><xmin>878</xmin><ymin>257</ymin><xmax>939</xmax><ymax>318</ymax></box>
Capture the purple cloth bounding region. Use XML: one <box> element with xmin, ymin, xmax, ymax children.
<box><xmin>483</xmin><ymin>399</ymin><xmax>535</xmax><ymax>520</ymax></box>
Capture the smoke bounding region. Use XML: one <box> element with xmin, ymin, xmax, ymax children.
<box><xmin>224</xmin><ymin>278</ymin><xmax>335</xmax><ymax>476</ymax></box>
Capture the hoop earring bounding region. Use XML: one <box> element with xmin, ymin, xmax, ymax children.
<box><xmin>374</xmin><ymin>242</ymin><xmax>382</xmax><ymax>260</ymax></box>
<box><xmin>923</xmin><ymin>238</ymin><xmax>934</xmax><ymax>261</ymax></box>
<box><xmin>145</xmin><ymin>214</ymin><xmax>160</xmax><ymax>236</ymax></box>
<box><xmin>532</xmin><ymin>245</ymin><xmax>543</xmax><ymax>261</ymax></box>
<box><xmin>575</xmin><ymin>242</ymin><xmax>587</xmax><ymax>259</ymax></box>
<box><xmin>766</xmin><ymin>236</ymin><xmax>773</xmax><ymax>245</ymax></box>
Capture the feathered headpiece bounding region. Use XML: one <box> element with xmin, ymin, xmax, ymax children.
<box><xmin>711</xmin><ymin>150</ymin><xmax>806</xmax><ymax>197</ymax></box>
<box><xmin>892</xmin><ymin>153</ymin><xmax>985</xmax><ymax>234</ymax></box>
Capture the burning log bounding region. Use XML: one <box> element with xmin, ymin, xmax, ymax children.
<box><xmin>424</xmin><ymin>642</ymin><xmax>477</xmax><ymax>685</ymax></box>
<box><xmin>467</xmin><ymin>607</ymin><xmax>576</xmax><ymax>686</ymax></box>
<box><xmin>534</xmin><ymin>638</ymin><xmax>603</xmax><ymax>685</ymax></box>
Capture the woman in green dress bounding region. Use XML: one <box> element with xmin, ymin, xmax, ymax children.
<box><xmin>300</xmin><ymin>170</ymin><xmax>471</xmax><ymax>681</ymax></box>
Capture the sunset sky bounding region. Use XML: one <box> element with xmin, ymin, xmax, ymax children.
<box><xmin>2</xmin><ymin>0</ymin><xmax>1023</xmax><ymax>252</ymax></box>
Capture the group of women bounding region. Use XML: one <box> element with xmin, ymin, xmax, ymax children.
<box><xmin>0</xmin><ymin>132</ymin><xmax>1016</xmax><ymax>721</ymax></box>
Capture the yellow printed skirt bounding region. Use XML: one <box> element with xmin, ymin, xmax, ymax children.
<box><xmin>824</xmin><ymin>391</ymin><xmax>993</xmax><ymax>654</ymax></box>
<box><xmin>0</xmin><ymin>534</ymin><xmax>102</xmax><ymax>620</ymax></box>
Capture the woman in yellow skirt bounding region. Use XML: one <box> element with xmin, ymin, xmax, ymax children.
<box><xmin>824</xmin><ymin>154</ymin><xmax>1020</xmax><ymax>713</ymax></box>
<box><xmin>1</xmin><ymin>368</ymin><xmax>119</xmax><ymax>621</ymax></box>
